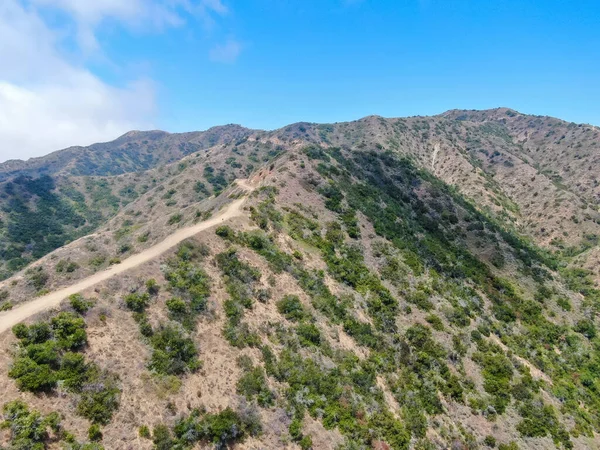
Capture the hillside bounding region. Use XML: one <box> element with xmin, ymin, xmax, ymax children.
<box><xmin>3</xmin><ymin>108</ymin><xmax>599</xmax><ymax>285</ymax></box>
<box><xmin>0</xmin><ymin>109</ymin><xmax>599</xmax><ymax>449</ymax></box>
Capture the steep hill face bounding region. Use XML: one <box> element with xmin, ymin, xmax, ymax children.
<box><xmin>0</xmin><ymin>109</ymin><xmax>599</xmax><ymax>450</ymax></box>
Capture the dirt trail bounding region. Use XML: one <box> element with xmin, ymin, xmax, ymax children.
<box><xmin>0</xmin><ymin>180</ymin><xmax>255</xmax><ymax>334</ymax></box>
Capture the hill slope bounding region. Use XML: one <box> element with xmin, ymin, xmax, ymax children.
<box><xmin>0</xmin><ymin>110</ymin><xmax>599</xmax><ymax>449</ymax></box>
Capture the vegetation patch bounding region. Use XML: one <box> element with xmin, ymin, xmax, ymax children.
<box><xmin>9</xmin><ymin>312</ymin><xmax>120</xmax><ymax>425</ymax></box>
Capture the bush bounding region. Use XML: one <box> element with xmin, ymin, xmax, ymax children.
<box><xmin>0</xmin><ymin>301</ymin><xmax>12</xmax><ymax>311</ymax></box>
<box><xmin>425</xmin><ymin>314</ymin><xmax>445</xmax><ymax>331</ymax></box>
<box><xmin>124</xmin><ymin>292</ymin><xmax>150</xmax><ymax>313</ymax></box>
<box><xmin>152</xmin><ymin>424</ymin><xmax>174</xmax><ymax>450</ymax></box>
<box><xmin>515</xmin><ymin>401</ymin><xmax>570</xmax><ymax>447</ymax></box>
<box><xmin>51</xmin><ymin>312</ymin><xmax>87</xmax><ymax>350</ymax></box>
<box><xmin>473</xmin><ymin>349</ymin><xmax>513</xmax><ymax>414</ymax></box>
<box><xmin>146</xmin><ymin>278</ymin><xmax>160</xmax><ymax>295</ymax></box>
<box><xmin>13</xmin><ymin>322</ymin><xmax>52</xmax><ymax>345</ymax></box>
<box><xmin>299</xmin><ymin>435</ymin><xmax>313</xmax><ymax>450</ymax></box>
<box><xmin>556</xmin><ymin>297</ymin><xmax>572</xmax><ymax>311</ymax></box>
<box><xmin>69</xmin><ymin>294</ymin><xmax>93</xmax><ymax>315</ymax></box>
<box><xmin>56</xmin><ymin>259</ymin><xmax>79</xmax><ymax>273</ymax></box>
<box><xmin>216</xmin><ymin>249</ymin><xmax>263</xmax><ymax>348</ymax></box>
<box><xmin>216</xmin><ymin>225</ymin><xmax>235</xmax><ymax>239</ymax></box>
<box><xmin>163</xmin><ymin>246</ymin><xmax>211</xmax><ymax>319</ymax></box>
<box><xmin>574</xmin><ymin>319</ymin><xmax>596</xmax><ymax>339</ymax></box>
<box><xmin>277</xmin><ymin>295</ymin><xmax>307</xmax><ymax>321</ymax></box>
<box><xmin>26</xmin><ymin>267</ymin><xmax>49</xmax><ymax>290</ymax></box>
<box><xmin>149</xmin><ymin>325</ymin><xmax>200</xmax><ymax>375</ymax></box>
<box><xmin>484</xmin><ymin>435</ymin><xmax>497</xmax><ymax>447</ymax></box>
<box><xmin>297</xmin><ymin>323</ymin><xmax>321</xmax><ymax>347</ymax></box>
<box><xmin>8</xmin><ymin>315</ymin><xmax>120</xmax><ymax>425</ymax></box>
<box><xmin>59</xmin><ymin>352</ymin><xmax>89</xmax><ymax>391</ymax></box>
<box><xmin>168</xmin><ymin>214</ymin><xmax>183</xmax><ymax>225</ymax></box>
<box><xmin>88</xmin><ymin>424</ymin><xmax>103</xmax><ymax>441</ymax></box>
<box><xmin>139</xmin><ymin>425</ymin><xmax>151</xmax><ymax>439</ymax></box>
<box><xmin>76</xmin><ymin>373</ymin><xmax>120</xmax><ymax>425</ymax></box>
<box><xmin>9</xmin><ymin>357</ymin><xmax>57</xmax><ymax>392</ymax></box>
<box><xmin>171</xmin><ymin>407</ymin><xmax>261</xmax><ymax>448</ymax></box>
<box><xmin>1</xmin><ymin>400</ymin><xmax>61</xmax><ymax>448</ymax></box>
<box><xmin>166</xmin><ymin>297</ymin><xmax>188</xmax><ymax>318</ymax></box>
<box><xmin>237</xmin><ymin>365</ymin><xmax>274</xmax><ymax>406</ymax></box>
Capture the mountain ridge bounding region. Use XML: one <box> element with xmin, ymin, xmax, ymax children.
<box><xmin>1</xmin><ymin>108</ymin><xmax>599</xmax><ymax>283</ymax></box>
<box><xmin>0</xmin><ymin>109</ymin><xmax>599</xmax><ymax>449</ymax></box>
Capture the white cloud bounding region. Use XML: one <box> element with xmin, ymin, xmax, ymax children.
<box><xmin>0</xmin><ymin>0</ymin><xmax>230</xmax><ymax>162</ymax></box>
<box><xmin>0</xmin><ymin>79</ymin><xmax>156</xmax><ymax>162</ymax></box>
<box><xmin>29</xmin><ymin>0</ymin><xmax>229</xmax><ymax>50</ymax></box>
<box><xmin>209</xmin><ymin>38</ymin><xmax>242</xmax><ymax>64</ymax></box>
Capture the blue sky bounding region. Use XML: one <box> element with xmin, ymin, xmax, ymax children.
<box><xmin>1</xmin><ymin>0</ymin><xmax>599</xmax><ymax>161</ymax></box>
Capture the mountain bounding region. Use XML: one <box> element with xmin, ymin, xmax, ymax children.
<box><xmin>0</xmin><ymin>109</ymin><xmax>599</xmax><ymax>449</ymax></box>
<box><xmin>0</xmin><ymin>125</ymin><xmax>254</xmax><ymax>179</ymax></box>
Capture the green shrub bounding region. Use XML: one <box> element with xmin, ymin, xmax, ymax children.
<box><xmin>13</xmin><ymin>322</ymin><xmax>49</xmax><ymax>345</ymax></box>
<box><xmin>137</xmin><ymin>231</ymin><xmax>150</xmax><ymax>243</ymax></box>
<box><xmin>498</xmin><ymin>443</ymin><xmax>519</xmax><ymax>450</ymax></box>
<box><xmin>483</xmin><ymin>435</ymin><xmax>496</xmax><ymax>447</ymax></box>
<box><xmin>163</xmin><ymin>246</ymin><xmax>211</xmax><ymax>319</ymax></box>
<box><xmin>1</xmin><ymin>400</ymin><xmax>61</xmax><ymax>448</ymax></box>
<box><xmin>152</xmin><ymin>424</ymin><xmax>174</xmax><ymax>450</ymax></box>
<box><xmin>69</xmin><ymin>294</ymin><xmax>93</xmax><ymax>315</ymax></box>
<box><xmin>299</xmin><ymin>435</ymin><xmax>313</xmax><ymax>450</ymax></box>
<box><xmin>0</xmin><ymin>301</ymin><xmax>13</xmax><ymax>311</ymax></box>
<box><xmin>473</xmin><ymin>349</ymin><xmax>513</xmax><ymax>414</ymax></box>
<box><xmin>25</xmin><ymin>340</ymin><xmax>60</xmax><ymax>367</ymax></box>
<box><xmin>118</xmin><ymin>243</ymin><xmax>132</xmax><ymax>254</ymax></box>
<box><xmin>56</xmin><ymin>259</ymin><xmax>79</xmax><ymax>273</ymax></box>
<box><xmin>59</xmin><ymin>352</ymin><xmax>89</xmax><ymax>391</ymax></box>
<box><xmin>76</xmin><ymin>373</ymin><xmax>120</xmax><ymax>425</ymax></box>
<box><xmin>137</xmin><ymin>315</ymin><xmax>154</xmax><ymax>337</ymax></box>
<box><xmin>216</xmin><ymin>225</ymin><xmax>235</xmax><ymax>239</ymax></box>
<box><xmin>139</xmin><ymin>425</ymin><xmax>151</xmax><ymax>439</ymax></box>
<box><xmin>516</xmin><ymin>401</ymin><xmax>570</xmax><ymax>447</ymax></box>
<box><xmin>88</xmin><ymin>424</ymin><xmax>103</xmax><ymax>441</ymax></box>
<box><xmin>124</xmin><ymin>292</ymin><xmax>150</xmax><ymax>313</ymax></box>
<box><xmin>148</xmin><ymin>325</ymin><xmax>200</xmax><ymax>375</ymax></box>
<box><xmin>9</xmin><ymin>357</ymin><xmax>57</xmax><ymax>392</ymax></box>
<box><xmin>237</xmin><ymin>365</ymin><xmax>274</xmax><ymax>406</ymax></box>
<box><xmin>166</xmin><ymin>297</ymin><xmax>188</xmax><ymax>318</ymax></box>
<box><xmin>51</xmin><ymin>312</ymin><xmax>87</xmax><ymax>350</ymax></box>
<box><xmin>216</xmin><ymin>249</ymin><xmax>263</xmax><ymax>348</ymax></box>
<box><xmin>170</xmin><ymin>407</ymin><xmax>261</xmax><ymax>448</ymax></box>
<box><xmin>9</xmin><ymin>315</ymin><xmax>120</xmax><ymax>424</ymax></box>
<box><xmin>574</xmin><ymin>319</ymin><xmax>596</xmax><ymax>339</ymax></box>
<box><xmin>146</xmin><ymin>278</ymin><xmax>160</xmax><ymax>295</ymax></box>
<box><xmin>276</xmin><ymin>295</ymin><xmax>307</xmax><ymax>321</ymax></box>
<box><xmin>556</xmin><ymin>297</ymin><xmax>572</xmax><ymax>311</ymax></box>
<box><xmin>297</xmin><ymin>323</ymin><xmax>321</xmax><ymax>347</ymax></box>
<box><xmin>26</xmin><ymin>267</ymin><xmax>49</xmax><ymax>290</ymax></box>
<box><xmin>89</xmin><ymin>255</ymin><xmax>106</xmax><ymax>268</ymax></box>
<box><xmin>425</xmin><ymin>314</ymin><xmax>445</xmax><ymax>331</ymax></box>
<box><xmin>168</xmin><ymin>214</ymin><xmax>183</xmax><ymax>225</ymax></box>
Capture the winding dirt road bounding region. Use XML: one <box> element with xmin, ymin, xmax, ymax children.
<box><xmin>0</xmin><ymin>180</ymin><xmax>255</xmax><ymax>334</ymax></box>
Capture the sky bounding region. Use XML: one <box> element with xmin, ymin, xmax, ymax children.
<box><xmin>1</xmin><ymin>0</ymin><xmax>599</xmax><ymax>162</ymax></box>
